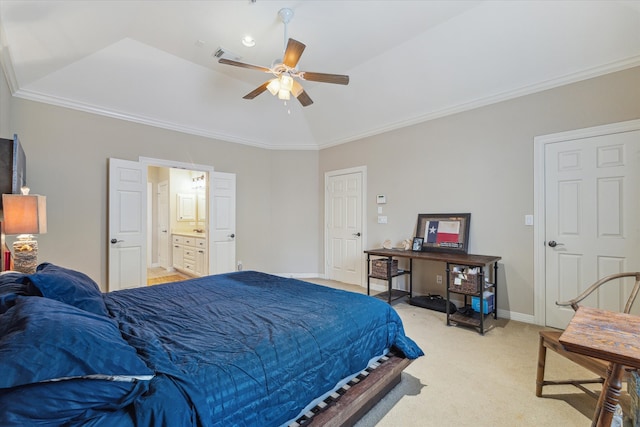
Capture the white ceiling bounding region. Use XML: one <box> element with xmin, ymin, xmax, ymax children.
<box><xmin>1</xmin><ymin>1</ymin><xmax>639</xmax><ymax>150</ymax></box>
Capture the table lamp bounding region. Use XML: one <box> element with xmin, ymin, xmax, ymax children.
<box><xmin>2</xmin><ymin>187</ymin><xmax>47</xmax><ymax>274</ymax></box>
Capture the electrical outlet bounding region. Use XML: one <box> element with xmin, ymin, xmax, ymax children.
<box><xmin>436</xmin><ymin>275</ymin><xmax>443</xmax><ymax>284</ymax></box>
<box><xmin>377</xmin><ymin>216</ymin><xmax>388</xmax><ymax>224</ymax></box>
<box><xmin>237</xmin><ymin>261</ymin><xmax>243</xmax><ymax>271</ymax></box>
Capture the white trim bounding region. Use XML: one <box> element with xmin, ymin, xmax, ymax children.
<box><xmin>147</xmin><ymin>182</ymin><xmax>153</xmax><ymax>267</ymax></box>
<box><xmin>533</xmin><ymin>119</ymin><xmax>640</xmax><ymax>326</ymax></box>
<box><xmin>276</xmin><ymin>273</ymin><xmax>323</xmax><ymax>280</ymax></box>
<box><xmin>11</xmin><ymin>88</ymin><xmax>319</xmax><ymax>151</ymax></box>
<box><xmin>317</xmin><ymin>56</ymin><xmax>640</xmax><ymax>149</ymax></box>
<box><xmin>139</xmin><ymin>156</ymin><xmax>214</xmax><ymax>174</ymax></box>
<box><xmin>497</xmin><ymin>309</ymin><xmax>534</xmax><ymax>325</ymax></box>
<box><xmin>10</xmin><ymin>55</ymin><xmax>640</xmax><ymax>151</ymax></box>
<box><xmin>324</xmin><ymin>166</ymin><xmax>368</xmax><ymax>286</ymax></box>
<box><xmin>0</xmin><ymin>44</ymin><xmax>19</xmax><ymax>94</ymax></box>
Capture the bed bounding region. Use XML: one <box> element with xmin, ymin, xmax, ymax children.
<box><xmin>0</xmin><ymin>263</ymin><xmax>423</xmax><ymax>426</ymax></box>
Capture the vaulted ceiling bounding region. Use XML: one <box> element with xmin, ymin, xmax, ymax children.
<box><xmin>1</xmin><ymin>1</ymin><xmax>639</xmax><ymax>150</ymax></box>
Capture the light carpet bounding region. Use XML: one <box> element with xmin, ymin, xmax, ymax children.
<box><xmin>304</xmin><ymin>278</ymin><xmax>631</xmax><ymax>427</ymax></box>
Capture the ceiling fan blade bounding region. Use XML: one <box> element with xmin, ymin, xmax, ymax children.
<box><xmin>300</xmin><ymin>71</ymin><xmax>349</xmax><ymax>85</ymax></box>
<box><xmin>219</xmin><ymin>58</ymin><xmax>271</xmax><ymax>73</ymax></box>
<box><xmin>243</xmin><ymin>81</ymin><xmax>270</xmax><ymax>100</ymax></box>
<box><xmin>295</xmin><ymin>90</ymin><xmax>314</xmax><ymax>107</ymax></box>
<box><xmin>283</xmin><ymin>38</ymin><xmax>306</xmax><ymax>68</ymax></box>
<box><xmin>291</xmin><ymin>80</ymin><xmax>313</xmax><ymax>106</ymax></box>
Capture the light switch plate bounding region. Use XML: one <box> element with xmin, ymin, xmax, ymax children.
<box><xmin>378</xmin><ymin>215</ymin><xmax>388</xmax><ymax>224</ymax></box>
<box><xmin>525</xmin><ymin>214</ymin><xmax>534</xmax><ymax>226</ymax></box>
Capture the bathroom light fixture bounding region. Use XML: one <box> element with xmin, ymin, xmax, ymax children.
<box><xmin>192</xmin><ymin>174</ymin><xmax>206</xmax><ymax>189</ymax></box>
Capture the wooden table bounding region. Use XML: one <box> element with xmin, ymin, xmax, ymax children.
<box><xmin>559</xmin><ymin>306</ymin><xmax>640</xmax><ymax>427</ymax></box>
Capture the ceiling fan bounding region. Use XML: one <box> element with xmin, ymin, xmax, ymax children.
<box><xmin>218</xmin><ymin>8</ymin><xmax>349</xmax><ymax>107</ymax></box>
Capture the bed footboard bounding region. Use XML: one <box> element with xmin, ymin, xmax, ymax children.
<box><xmin>291</xmin><ymin>352</ymin><xmax>412</xmax><ymax>427</ymax></box>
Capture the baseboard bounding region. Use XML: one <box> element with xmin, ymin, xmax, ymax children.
<box><xmin>277</xmin><ymin>272</ymin><xmax>323</xmax><ymax>279</ymax></box>
<box><xmin>279</xmin><ymin>274</ymin><xmax>537</xmax><ymax>325</ymax></box>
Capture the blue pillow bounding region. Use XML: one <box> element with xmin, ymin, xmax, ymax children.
<box><xmin>0</xmin><ymin>272</ymin><xmax>41</xmax><ymax>314</ymax></box>
<box><xmin>0</xmin><ymin>297</ymin><xmax>153</xmax><ymax>389</ymax></box>
<box><xmin>27</xmin><ymin>262</ymin><xmax>108</xmax><ymax>316</ymax></box>
<box><xmin>0</xmin><ymin>378</ymin><xmax>146</xmax><ymax>426</ymax></box>
<box><xmin>0</xmin><ymin>272</ymin><xmax>30</xmax><ymax>286</ymax></box>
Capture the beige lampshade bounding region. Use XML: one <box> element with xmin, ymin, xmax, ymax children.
<box><xmin>2</xmin><ymin>194</ymin><xmax>47</xmax><ymax>235</ymax></box>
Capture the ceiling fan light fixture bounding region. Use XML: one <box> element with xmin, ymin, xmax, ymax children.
<box><xmin>218</xmin><ymin>7</ymin><xmax>347</xmax><ymax>107</ymax></box>
<box><xmin>280</xmin><ymin>75</ymin><xmax>294</xmax><ymax>92</ymax></box>
<box><xmin>267</xmin><ymin>79</ymin><xmax>280</xmax><ymax>95</ymax></box>
<box><xmin>278</xmin><ymin>88</ymin><xmax>291</xmax><ymax>100</ymax></box>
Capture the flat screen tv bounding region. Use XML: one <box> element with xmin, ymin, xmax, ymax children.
<box><xmin>0</xmin><ymin>134</ymin><xmax>26</xmax><ymax>210</ymax></box>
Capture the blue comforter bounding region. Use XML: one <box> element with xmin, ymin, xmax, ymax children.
<box><xmin>104</xmin><ymin>271</ymin><xmax>423</xmax><ymax>426</ymax></box>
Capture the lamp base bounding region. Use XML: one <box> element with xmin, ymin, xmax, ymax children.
<box><xmin>13</xmin><ymin>237</ymin><xmax>38</xmax><ymax>274</ymax></box>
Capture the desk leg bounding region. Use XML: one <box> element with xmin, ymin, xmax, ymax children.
<box><xmin>479</xmin><ymin>266</ymin><xmax>485</xmax><ymax>335</ymax></box>
<box><xmin>493</xmin><ymin>262</ymin><xmax>499</xmax><ymax>320</ymax></box>
<box><xmin>446</xmin><ymin>263</ymin><xmax>451</xmax><ymax>326</ymax></box>
<box><xmin>366</xmin><ymin>254</ymin><xmax>371</xmax><ymax>296</ymax></box>
<box><xmin>409</xmin><ymin>258</ymin><xmax>413</xmax><ymax>298</ymax></box>
<box><xmin>387</xmin><ymin>257</ymin><xmax>392</xmax><ymax>304</ymax></box>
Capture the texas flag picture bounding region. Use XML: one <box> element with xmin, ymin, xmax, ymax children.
<box><xmin>425</xmin><ymin>220</ymin><xmax>460</xmax><ymax>244</ymax></box>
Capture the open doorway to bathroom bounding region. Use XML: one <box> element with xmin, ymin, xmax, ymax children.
<box><xmin>146</xmin><ymin>165</ymin><xmax>209</xmax><ymax>285</ymax></box>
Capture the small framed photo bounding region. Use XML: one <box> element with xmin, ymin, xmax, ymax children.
<box><xmin>412</xmin><ymin>237</ymin><xmax>424</xmax><ymax>251</ymax></box>
<box><xmin>416</xmin><ymin>213</ymin><xmax>471</xmax><ymax>254</ymax></box>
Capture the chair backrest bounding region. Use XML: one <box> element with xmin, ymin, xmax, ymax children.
<box><xmin>556</xmin><ymin>272</ymin><xmax>640</xmax><ymax>314</ymax></box>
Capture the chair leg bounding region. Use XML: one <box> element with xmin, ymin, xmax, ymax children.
<box><xmin>536</xmin><ymin>335</ymin><xmax>547</xmax><ymax>397</ymax></box>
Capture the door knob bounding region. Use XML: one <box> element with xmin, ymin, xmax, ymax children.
<box><xmin>548</xmin><ymin>240</ymin><xmax>564</xmax><ymax>248</ymax></box>
<box><xmin>229</xmin><ymin>233</ymin><xmax>235</xmax><ymax>239</ymax></box>
<box><xmin>353</xmin><ymin>232</ymin><xmax>361</xmax><ymax>237</ymax></box>
<box><xmin>110</xmin><ymin>238</ymin><xmax>124</xmax><ymax>244</ymax></box>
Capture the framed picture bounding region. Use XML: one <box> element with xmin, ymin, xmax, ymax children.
<box><xmin>412</xmin><ymin>237</ymin><xmax>423</xmax><ymax>251</ymax></box>
<box><xmin>416</xmin><ymin>213</ymin><xmax>471</xmax><ymax>254</ymax></box>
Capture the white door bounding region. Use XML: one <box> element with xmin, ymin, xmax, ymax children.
<box><xmin>211</xmin><ymin>172</ymin><xmax>236</xmax><ymax>274</ymax></box>
<box><xmin>157</xmin><ymin>180</ymin><xmax>169</xmax><ymax>269</ymax></box>
<box><xmin>544</xmin><ymin>129</ymin><xmax>640</xmax><ymax>329</ymax></box>
<box><xmin>108</xmin><ymin>158</ymin><xmax>147</xmax><ymax>291</ymax></box>
<box><xmin>326</xmin><ymin>169</ymin><xmax>364</xmax><ymax>284</ymax></box>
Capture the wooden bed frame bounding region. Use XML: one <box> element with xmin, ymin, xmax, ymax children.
<box><xmin>291</xmin><ymin>352</ymin><xmax>412</xmax><ymax>427</ymax></box>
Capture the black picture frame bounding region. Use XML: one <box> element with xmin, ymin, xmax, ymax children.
<box><xmin>416</xmin><ymin>213</ymin><xmax>471</xmax><ymax>254</ymax></box>
<box><xmin>412</xmin><ymin>237</ymin><xmax>423</xmax><ymax>251</ymax></box>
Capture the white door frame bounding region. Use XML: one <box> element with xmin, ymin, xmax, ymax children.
<box><xmin>324</xmin><ymin>166</ymin><xmax>367</xmax><ymax>284</ymax></box>
<box><xmin>146</xmin><ymin>181</ymin><xmax>153</xmax><ymax>267</ymax></box>
<box><xmin>533</xmin><ymin>119</ymin><xmax>640</xmax><ymax>326</ymax></box>
<box><xmin>139</xmin><ymin>157</ymin><xmax>215</xmax><ymax>272</ymax></box>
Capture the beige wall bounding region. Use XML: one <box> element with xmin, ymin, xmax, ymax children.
<box><xmin>6</xmin><ymin>98</ymin><xmax>321</xmax><ymax>288</ymax></box>
<box><xmin>3</xmin><ymin>63</ymin><xmax>639</xmax><ymax>319</ymax></box>
<box><xmin>320</xmin><ymin>66</ymin><xmax>640</xmax><ymax>317</ymax></box>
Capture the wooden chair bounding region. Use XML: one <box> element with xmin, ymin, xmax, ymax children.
<box><xmin>536</xmin><ymin>272</ymin><xmax>640</xmax><ymax>399</ymax></box>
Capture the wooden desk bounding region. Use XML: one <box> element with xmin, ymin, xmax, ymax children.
<box><xmin>364</xmin><ymin>248</ymin><xmax>501</xmax><ymax>334</ymax></box>
<box><xmin>560</xmin><ymin>306</ymin><xmax>640</xmax><ymax>426</ymax></box>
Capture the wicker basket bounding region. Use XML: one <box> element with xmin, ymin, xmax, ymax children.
<box><xmin>448</xmin><ymin>265</ymin><xmax>481</xmax><ymax>294</ymax></box>
<box><xmin>371</xmin><ymin>259</ymin><xmax>398</xmax><ymax>279</ymax></box>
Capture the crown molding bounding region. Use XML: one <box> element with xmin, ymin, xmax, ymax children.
<box><xmin>10</xmin><ymin>55</ymin><xmax>640</xmax><ymax>152</ymax></box>
<box><xmin>318</xmin><ymin>55</ymin><xmax>640</xmax><ymax>150</ymax></box>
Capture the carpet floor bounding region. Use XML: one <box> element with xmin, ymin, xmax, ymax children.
<box><xmin>304</xmin><ymin>278</ymin><xmax>633</xmax><ymax>427</ymax></box>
